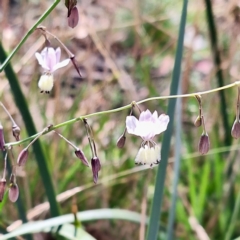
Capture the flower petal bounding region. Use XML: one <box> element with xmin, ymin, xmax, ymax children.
<box><xmin>35</xmin><ymin>52</ymin><xmax>49</xmax><ymax>70</ymax></box>
<box><xmin>154</xmin><ymin>114</ymin><xmax>170</xmax><ymax>135</ymax></box>
<box><xmin>139</xmin><ymin>110</ymin><xmax>152</xmax><ymax>122</ymax></box>
<box><xmin>126</xmin><ymin>116</ymin><xmax>139</xmax><ymax>135</ymax></box>
<box><xmin>52</xmin><ymin>59</ymin><xmax>70</xmax><ymax>72</ymax></box>
<box><xmin>55</xmin><ymin>47</ymin><xmax>61</xmax><ymax>63</ymax></box>
<box><xmin>43</xmin><ymin>47</ymin><xmax>57</xmax><ymax>72</ymax></box>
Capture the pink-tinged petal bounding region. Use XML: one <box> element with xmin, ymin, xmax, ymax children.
<box><xmin>42</xmin><ymin>47</ymin><xmax>57</xmax><ymax>72</ymax></box>
<box><xmin>35</xmin><ymin>52</ymin><xmax>49</xmax><ymax>70</ymax></box>
<box><xmin>55</xmin><ymin>47</ymin><xmax>61</xmax><ymax>63</ymax></box>
<box><xmin>154</xmin><ymin>114</ymin><xmax>170</xmax><ymax>135</ymax></box>
<box><xmin>139</xmin><ymin>110</ymin><xmax>152</xmax><ymax>122</ymax></box>
<box><xmin>52</xmin><ymin>58</ymin><xmax>70</xmax><ymax>72</ymax></box>
<box><xmin>126</xmin><ymin>116</ymin><xmax>139</xmax><ymax>135</ymax></box>
<box><xmin>152</xmin><ymin>111</ymin><xmax>158</xmax><ymax>121</ymax></box>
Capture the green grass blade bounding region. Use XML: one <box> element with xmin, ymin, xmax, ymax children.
<box><xmin>166</xmin><ymin>88</ymin><xmax>182</xmax><ymax>239</ymax></box>
<box><xmin>0</xmin><ymin>43</ymin><xmax>60</xmax><ymax>218</ymax></box>
<box><xmin>146</xmin><ymin>0</ymin><xmax>188</xmax><ymax>239</ymax></box>
<box><xmin>204</xmin><ymin>0</ymin><xmax>231</xmax><ymax>146</ymax></box>
<box><xmin>0</xmin><ymin>209</ymin><xmax>148</xmax><ymax>239</ymax></box>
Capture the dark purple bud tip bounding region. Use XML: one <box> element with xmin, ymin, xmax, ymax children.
<box><xmin>194</xmin><ymin>116</ymin><xmax>202</xmax><ymax>127</ymax></box>
<box><xmin>117</xmin><ymin>134</ymin><xmax>126</xmax><ymax>149</ymax></box>
<box><xmin>17</xmin><ymin>148</ymin><xmax>29</xmax><ymax>166</ymax></box>
<box><xmin>198</xmin><ymin>133</ymin><xmax>210</xmax><ymax>155</ymax></box>
<box><xmin>75</xmin><ymin>148</ymin><xmax>89</xmax><ymax>166</ymax></box>
<box><xmin>91</xmin><ymin>157</ymin><xmax>101</xmax><ymax>184</ymax></box>
<box><xmin>0</xmin><ymin>124</ymin><xmax>5</xmax><ymax>151</ymax></box>
<box><xmin>12</xmin><ymin>124</ymin><xmax>21</xmax><ymax>141</ymax></box>
<box><xmin>0</xmin><ymin>179</ymin><xmax>6</xmax><ymax>202</ymax></box>
<box><xmin>68</xmin><ymin>6</ymin><xmax>79</xmax><ymax>28</ymax></box>
<box><xmin>70</xmin><ymin>57</ymin><xmax>82</xmax><ymax>78</ymax></box>
<box><xmin>9</xmin><ymin>183</ymin><xmax>19</xmax><ymax>203</ymax></box>
<box><xmin>231</xmin><ymin>120</ymin><xmax>240</xmax><ymax>139</ymax></box>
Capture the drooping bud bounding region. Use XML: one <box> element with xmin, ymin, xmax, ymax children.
<box><xmin>68</xmin><ymin>6</ymin><xmax>79</xmax><ymax>28</ymax></box>
<box><xmin>75</xmin><ymin>148</ymin><xmax>89</xmax><ymax>166</ymax></box>
<box><xmin>17</xmin><ymin>148</ymin><xmax>29</xmax><ymax>166</ymax></box>
<box><xmin>0</xmin><ymin>178</ymin><xmax>6</xmax><ymax>202</ymax></box>
<box><xmin>65</xmin><ymin>0</ymin><xmax>77</xmax><ymax>17</ymax></box>
<box><xmin>91</xmin><ymin>157</ymin><xmax>101</xmax><ymax>184</ymax></box>
<box><xmin>194</xmin><ymin>116</ymin><xmax>202</xmax><ymax>127</ymax></box>
<box><xmin>117</xmin><ymin>134</ymin><xmax>126</xmax><ymax>148</ymax></box>
<box><xmin>9</xmin><ymin>183</ymin><xmax>19</xmax><ymax>203</ymax></box>
<box><xmin>0</xmin><ymin>123</ymin><xmax>5</xmax><ymax>151</ymax></box>
<box><xmin>12</xmin><ymin>124</ymin><xmax>21</xmax><ymax>141</ymax></box>
<box><xmin>231</xmin><ymin>119</ymin><xmax>240</xmax><ymax>139</ymax></box>
<box><xmin>198</xmin><ymin>133</ymin><xmax>210</xmax><ymax>155</ymax></box>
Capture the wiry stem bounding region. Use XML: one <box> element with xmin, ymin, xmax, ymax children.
<box><xmin>4</xmin><ymin>81</ymin><xmax>240</xmax><ymax>148</ymax></box>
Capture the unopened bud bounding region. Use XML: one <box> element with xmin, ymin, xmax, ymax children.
<box><xmin>17</xmin><ymin>148</ymin><xmax>29</xmax><ymax>166</ymax></box>
<box><xmin>0</xmin><ymin>124</ymin><xmax>5</xmax><ymax>151</ymax></box>
<box><xmin>12</xmin><ymin>124</ymin><xmax>21</xmax><ymax>141</ymax></box>
<box><xmin>0</xmin><ymin>179</ymin><xmax>6</xmax><ymax>202</ymax></box>
<box><xmin>9</xmin><ymin>183</ymin><xmax>19</xmax><ymax>203</ymax></box>
<box><xmin>75</xmin><ymin>148</ymin><xmax>89</xmax><ymax>166</ymax></box>
<box><xmin>198</xmin><ymin>133</ymin><xmax>210</xmax><ymax>155</ymax></box>
<box><xmin>68</xmin><ymin>6</ymin><xmax>79</xmax><ymax>28</ymax></box>
<box><xmin>231</xmin><ymin>119</ymin><xmax>240</xmax><ymax>139</ymax></box>
<box><xmin>117</xmin><ymin>134</ymin><xmax>126</xmax><ymax>148</ymax></box>
<box><xmin>91</xmin><ymin>157</ymin><xmax>101</xmax><ymax>184</ymax></box>
<box><xmin>194</xmin><ymin>116</ymin><xmax>202</xmax><ymax>127</ymax></box>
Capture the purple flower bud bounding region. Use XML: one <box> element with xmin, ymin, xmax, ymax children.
<box><xmin>231</xmin><ymin>120</ymin><xmax>240</xmax><ymax>139</ymax></box>
<box><xmin>0</xmin><ymin>178</ymin><xmax>6</xmax><ymax>202</ymax></box>
<box><xmin>0</xmin><ymin>123</ymin><xmax>5</xmax><ymax>151</ymax></box>
<box><xmin>12</xmin><ymin>124</ymin><xmax>21</xmax><ymax>141</ymax></box>
<box><xmin>91</xmin><ymin>157</ymin><xmax>101</xmax><ymax>184</ymax></box>
<box><xmin>198</xmin><ymin>133</ymin><xmax>210</xmax><ymax>155</ymax></box>
<box><xmin>117</xmin><ymin>134</ymin><xmax>126</xmax><ymax>148</ymax></box>
<box><xmin>9</xmin><ymin>183</ymin><xmax>19</xmax><ymax>203</ymax></box>
<box><xmin>68</xmin><ymin>6</ymin><xmax>79</xmax><ymax>28</ymax></box>
<box><xmin>194</xmin><ymin>116</ymin><xmax>202</xmax><ymax>127</ymax></box>
<box><xmin>17</xmin><ymin>148</ymin><xmax>29</xmax><ymax>166</ymax></box>
<box><xmin>75</xmin><ymin>148</ymin><xmax>89</xmax><ymax>166</ymax></box>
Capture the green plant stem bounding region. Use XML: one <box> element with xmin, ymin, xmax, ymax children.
<box><xmin>4</xmin><ymin>81</ymin><xmax>239</xmax><ymax>148</ymax></box>
<box><xmin>146</xmin><ymin>0</ymin><xmax>188</xmax><ymax>239</ymax></box>
<box><xmin>166</xmin><ymin>87</ymin><xmax>182</xmax><ymax>239</ymax></box>
<box><xmin>0</xmin><ymin>43</ymin><xmax>60</xmax><ymax>218</ymax></box>
<box><xmin>224</xmin><ymin>189</ymin><xmax>240</xmax><ymax>240</ymax></box>
<box><xmin>0</xmin><ymin>0</ymin><xmax>60</xmax><ymax>72</ymax></box>
<box><xmin>204</xmin><ymin>0</ymin><xmax>231</xmax><ymax>146</ymax></box>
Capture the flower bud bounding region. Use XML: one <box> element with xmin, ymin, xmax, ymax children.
<box><xmin>0</xmin><ymin>178</ymin><xmax>6</xmax><ymax>202</ymax></box>
<box><xmin>75</xmin><ymin>148</ymin><xmax>89</xmax><ymax>166</ymax></box>
<box><xmin>9</xmin><ymin>183</ymin><xmax>19</xmax><ymax>203</ymax></box>
<box><xmin>17</xmin><ymin>148</ymin><xmax>29</xmax><ymax>166</ymax></box>
<box><xmin>117</xmin><ymin>134</ymin><xmax>126</xmax><ymax>148</ymax></box>
<box><xmin>198</xmin><ymin>133</ymin><xmax>210</xmax><ymax>155</ymax></box>
<box><xmin>68</xmin><ymin>6</ymin><xmax>79</xmax><ymax>28</ymax></box>
<box><xmin>0</xmin><ymin>123</ymin><xmax>5</xmax><ymax>151</ymax></box>
<box><xmin>12</xmin><ymin>124</ymin><xmax>21</xmax><ymax>141</ymax></box>
<box><xmin>91</xmin><ymin>157</ymin><xmax>101</xmax><ymax>184</ymax></box>
<box><xmin>194</xmin><ymin>116</ymin><xmax>202</xmax><ymax>127</ymax></box>
<box><xmin>231</xmin><ymin>120</ymin><xmax>240</xmax><ymax>139</ymax></box>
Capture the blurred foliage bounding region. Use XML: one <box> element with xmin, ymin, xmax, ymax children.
<box><xmin>1</xmin><ymin>0</ymin><xmax>240</xmax><ymax>239</ymax></box>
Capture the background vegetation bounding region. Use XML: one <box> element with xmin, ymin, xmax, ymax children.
<box><xmin>0</xmin><ymin>0</ymin><xmax>240</xmax><ymax>239</ymax></box>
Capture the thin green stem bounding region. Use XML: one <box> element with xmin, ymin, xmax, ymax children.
<box><xmin>0</xmin><ymin>0</ymin><xmax>60</xmax><ymax>72</ymax></box>
<box><xmin>4</xmin><ymin>81</ymin><xmax>239</xmax><ymax>148</ymax></box>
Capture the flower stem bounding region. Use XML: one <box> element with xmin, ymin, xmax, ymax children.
<box><xmin>0</xmin><ymin>0</ymin><xmax>60</xmax><ymax>72</ymax></box>
<box><xmin>4</xmin><ymin>81</ymin><xmax>240</xmax><ymax>148</ymax></box>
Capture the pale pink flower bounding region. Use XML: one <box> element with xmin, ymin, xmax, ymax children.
<box><xmin>126</xmin><ymin>110</ymin><xmax>169</xmax><ymax>166</ymax></box>
<box><xmin>35</xmin><ymin>47</ymin><xmax>70</xmax><ymax>93</ymax></box>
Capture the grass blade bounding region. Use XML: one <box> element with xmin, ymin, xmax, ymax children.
<box><xmin>0</xmin><ymin>43</ymin><xmax>60</xmax><ymax>217</ymax></box>
<box><xmin>146</xmin><ymin>0</ymin><xmax>188</xmax><ymax>239</ymax></box>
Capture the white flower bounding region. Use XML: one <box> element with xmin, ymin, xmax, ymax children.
<box><xmin>126</xmin><ymin>110</ymin><xmax>169</xmax><ymax>166</ymax></box>
<box><xmin>35</xmin><ymin>47</ymin><xmax>70</xmax><ymax>93</ymax></box>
